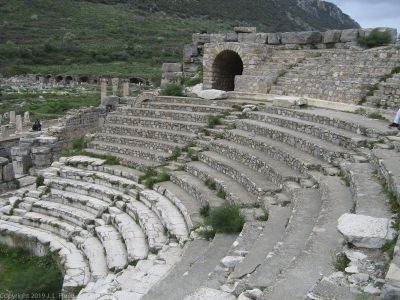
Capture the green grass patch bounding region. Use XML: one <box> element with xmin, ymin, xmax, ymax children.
<box><xmin>0</xmin><ymin>245</ymin><xmax>63</xmax><ymax>298</ymax></box>
<box><xmin>216</xmin><ymin>188</ymin><xmax>227</xmax><ymax>199</ymax></box>
<box><xmin>139</xmin><ymin>167</ymin><xmax>170</xmax><ymax>189</ymax></box>
<box><xmin>205</xmin><ymin>179</ymin><xmax>217</xmax><ymax>191</ymax></box>
<box><xmin>36</xmin><ymin>175</ymin><xmax>45</xmax><ymax>188</ymax></box>
<box><xmin>161</xmin><ymin>83</ymin><xmax>184</xmax><ymax>96</ymax></box>
<box><xmin>199</xmin><ymin>204</ymin><xmax>210</xmax><ymax>217</ymax></box>
<box><xmin>205</xmin><ymin>204</ymin><xmax>245</xmax><ymax>234</ymax></box>
<box><xmin>358</xmin><ymin>29</ymin><xmax>393</xmax><ymax>48</ymax></box>
<box><xmin>334</xmin><ymin>252</ymin><xmax>350</xmax><ymax>272</ymax></box>
<box><xmin>367</xmin><ymin>113</ymin><xmax>386</xmax><ymax>120</ymax></box>
<box><xmin>170</xmin><ymin>147</ymin><xmax>181</xmax><ymax>161</ymax></box>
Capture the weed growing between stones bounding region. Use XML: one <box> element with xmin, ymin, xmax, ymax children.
<box><xmin>63</xmin><ymin>136</ymin><xmax>86</xmax><ymax>156</ymax></box>
<box><xmin>367</xmin><ymin>113</ymin><xmax>386</xmax><ymax>121</ymax></box>
<box><xmin>206</xmin><ymin>204</ymin><xmax>245</xmax><ymax>234</ymax></box>
<box><xmin>161</xmin><ymin>83</ymin><xmax>184</xmax><ymax>96</ymax></box>
<box><xmin>216</xmin><ymin>188</ymin><xmax>227</xmax><ymax>199</ymax></box>
<box><xmin>199</xmin><ymin>204</ymin><xmax>210</xmax><ymax>217</ymax></box>
<box><xmin>186</xmin><ymin>148</ymin><xmax>198</xmax><ymax>161</ymax></box>
<box><xmin>170</xmin><ymin>147</ymin><xmax>181</xmax><ymax>161</ymax></box>
<box><xmin>334</xmin><ymin>252</ymin><xmax>350</xmax><ymax>272</ymax></box>
<box><xmin>205</xmin><ymin>179</ymin><xmax>217</xmax><ymax>191</ymax></box>
<box><xmin>36</xmin><ymin>175</ymin><xmax>44</xmax><ymax>187</ymax></box>
<box><xmin>338</xmin><ymin>170</ymin><xmax>351</xmax><ymax>187</ymax></box>
<box><xmin>256</xmin><ymin>207</ymin><xmax>269</xmax><ymax>222</ymax></box>
<box><xmin>238</xmin><ymin>112</ymin><xmax>249</xmax><ymax>119</ymax></box>
<box><xmin>207</xmin><ymin>115</ymin><xmax>223</xmax><ymax>128</ymax></box>
<box><xmin>139</xmin><ymin>167</ymin><xmax>170</xmax><ymax>189</ymax></box>
<box><xmin>358</xmin><ymin>29</ymin><xmax>393</xmax><ymax>48</ymax></box>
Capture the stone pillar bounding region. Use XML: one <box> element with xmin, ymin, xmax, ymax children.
<box><xmin>123</xmin><ymin>81</ymin><xmax>130</xmax><ymax>97</ymax></box>
<box><xmin>23</xmin><ymin>111</ymin><xmax>30</xmax><ymax>125</ymax></box>
<box><xmin>101</xmin><ymin>79</ymin><xmax>107</xmax><ymax>101</ymax></box>
<box><xmin>111</xmin><ymin>78</ymin><xmax>119</xmax><ymax>96</ymax></box>
<box><xmin>15</xmin><ymin>115</ymin><xmax>23</xmax><ymax>132</ymax></box>
<box><xmin>9</xmin><ymin>111</ymin><xmax>16</xmax><ymax>124</ymax></box>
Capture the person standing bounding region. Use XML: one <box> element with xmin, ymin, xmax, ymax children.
<box><xmin>389</xmin><ymin>108</ymin><xmax>400</xmax><ymax>129</ymax></box>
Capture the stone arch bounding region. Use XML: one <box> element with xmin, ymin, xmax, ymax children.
<box><xmin>211</xmin><ymin>50</ymin><xmax>243</xmax><ymax>91</ymax></box>
<box><xmin>65</xmin><ymin>76</ymin><xmax>73</xmax><ymax>84</ymax></box>
<box><xmin>129</xmin><ymin>77</ymin><xmax>145</xmax><ymax>85</ymax></box>
<box><xmin>56</xmin><ymin>75</ymin><xmax>63</xmax><ymax>83</ymax></box>
<box><xmin>79</xmin><ymin>76</ymin><xmax>89</xmax><ymax>83</ymax></box>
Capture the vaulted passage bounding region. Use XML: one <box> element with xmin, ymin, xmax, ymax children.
<box><xmin>212</xmin><ymin>50</ymin><xmax>243</xmax><ymax>91</ymax></box>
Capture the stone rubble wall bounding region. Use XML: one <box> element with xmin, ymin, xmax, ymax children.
<box><xmin>366</xmin><ymin>73</ymin><xmax>400</xmax><ymax>109</ymax></box>
<box><xmin>0</xmin><ymin>157</ymin><xmax>17</xmax><ymax>193</ymax></box>
<box><xmin>11</xmin><ymin>107</ymin><xmax>106</xmax><ymax>175</ymax></box>
<box><xmin>161</xmin><ymin>27</ymin><xmax>398</xmax><ymax>88</ymax></box>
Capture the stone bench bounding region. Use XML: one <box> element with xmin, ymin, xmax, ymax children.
<box><xmin>138</xmin><ymin>102</ymin><xmax>230</xmax><ymax>113</ymax></box>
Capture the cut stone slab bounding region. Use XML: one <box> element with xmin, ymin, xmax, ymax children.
<box><xmin>183</xmin><ymin>288</ymin><xmax>235</xmax><ymax>300</ymax></box>
<box><xmin>337</xmin><ymin>213</ymin><xmax>395</xmax><ymax>249</ymax></box>
<box><xmin>198</xmin><ymin>89</ymin><xmax>228</xmax><ymax>100</ymax></box>
<box><xmin>272</xmin><ymin>96</ymin><xmax>307</xmax><ymax>108</ymax></box>
<box><xmin>221</xmin><ymin>256</ymin><xmax>244</xmax><ymax>268</ymax></box>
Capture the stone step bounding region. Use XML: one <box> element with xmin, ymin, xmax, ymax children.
<box><xmin>118</xmin><ymin>107</ymin><xmax>212</xmax><ymax>123</ymax></box>
<box><xmin>235</xmin><ymin>119</ymin><xmax>351</xmax><ymax>164</ymax></box>
<box><xmin>113</xmin><ymin>212</ymin><xmax>149</xmax><ymax>261</ymax></box>
<box><xmin>230</xmin><ymin>205</ymin><xmax>292</xmax><ymax>279</ymax></box>
<box><xmin>0</xmin><ymin>220</ymin><xmax>90</xmax><ymax>289</ymax></box>
<box><xmin>260</xmin><ymin>175</ymin><xmax>353</xmax><ymax>299</ymax></box>
<box><xmin>154</xmin><ymin>181</ymin><xmax>203</xmax><ymax>229</ymax></box>
<box><xmin>88</xmin><ymin>141</ymin><xmax>170</xmax><ymax>162</ymax></box>
<box><xmin>79</xmin><ymin>236</ymin><xmax>109</xmax><ymax>280</ymax></box>
<box><xmin>94</xmin><ymin>133</ymin><xmax>184</xmax><ymax>154</ymax></box>
<box><xmin>45</xmin><ymin>177</ymin><xmax>123</xmax><ymax>203</ymax></box>
<box><xmin>248</xmin><ymin>111</ymin><xmax>369</xmax><ymax>150</ymax></box>
<box><xmin>83</xmin><ymin>148</ymin><xmax>160</xmax><ymax>169</ymax></box>
<box><xmin>125</xmin><ymin>200</ymin><xmax>168</xmax><ymax>251</ymax></box>
<box><xmin>153</xmin><ymin>96</ymin><xmax>235</xmax><ymax>107</ymax></box>
<box><xmin>95</xmin><ymin>225</ymin><xmax>128</xmax><ymax>271</ymax></box>
<box><xmin>138</xmin><ymin>102</ymin><xmax>230</xmax><ymax>113</ymax></box>
<box><xmin>371</xmin><ymin>149</ymin><xmax>400</xmax><ymax>201</ymax></box>
<box><xmin>224</xmin><ymin>129</ymin><xmax>328</xmax><ymax>174</ymax></box>
<box><xmin>142</xmin><ymin>234</ymin><xmax>238</xmax><ymax>300</ymax></box>
<box><xmin>259</xmin><ymin>104</ymin><xmax>397</xmax><ymax>138</ymax></box>
<box><xmin>106</xmin><ymin>115</ymin><xmax>206</xmax><ymax>133</ymax></box>
<box><xmin>186</xmin><ymin>161</ymin><xmax>258</xmax><ymax>207</ymax></box>
<box><xmin>58</xmin><ymin>165</ymin><xmax>140</xmax><ymax>194</ymax></box>
<box><xmin>20</xmin><ymin>211</ymin><xmax>82</xmax><ymax>239</ymax></box>
<box><xmin>103</xmin><ymin>123</ymin><xmax>198</xmax><ymax>144</ymax></box>
<box><xmin>198</xmin><ymin>151</ymin><xmax>280</xmax><ymax>195</ymax></box>
<box><xmin>31</xmin><ymin>200</ymin><xmax>95</xmax><ymax>228</ymax></box>
<box><xmin>49</xmin><ymin>189</ymin><xmax>109</xmax><ymax>216</ymax></box>
<box><xmin>342</xmin><ymin>162</ymin><xmax>391</xmax><ymax>218</ymax></box>
<box><xmin>209</xmin><ymin>140</ymin><xmax>307</xmax><ymax>186</ymax></box>
<box><xmin>170</xmin><ymin>171</ymin><xmax>227</xmax><ymax>208</ymax></box>
<box><xmin>139</xmin><ymin>189</ymin><xmax>189</xmax><ymax>241</ymax></box>
<box><xmin>247</xmin><ymin>188</ymin><xmax>322</xmax><ymax>288</ymax></box>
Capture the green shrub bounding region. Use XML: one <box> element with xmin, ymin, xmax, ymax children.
<box><xmin>161</xmin><ymin>83</ymin><xmax>184</xmax><ymax>96</ymax></box>
<box><xmin>216</xmin><ymin>188</ymin><xmax>227</xmax><ymax>199</ymax></box>
<box><xmin>358</xmin><ymin>29</ymin><xmax>393</xmax><ymax>48</ymax></box>
<box><xmin>199</xmin><ymin>204</ymin><xmax>210</xmax><ymax>217</ymax></box>
<box><xmin>206</xmin><ymin>204</ymin><xmax>245</xmax><ymax>234</ymax></box>
<box><xmin>367</xmin><ymin>113</ymin><xmax>386</xmax><ymax>120</ymax></box>
<box><xmin>205</xmin><ymin>179</ymin><xmax>217</xmax><ymax>190</ymax></box>
<box><xmin>72</xmin><ymin>136</ymin><xmax>86</xmax><ymax>151</ymax></box>
<box><xmin>207</xmin><ymin>115</ymin><xmax>222</xmax><ymax>128</ymax></box>
<box><xmin>36</xmin><ymin>175</ymin><xmax>44</xmax><ymax>188</ymax></box>
<box><xmin>170</xmin><ymin>147</ymin><xmax>181</xmax><ymax>161</ymax></box>
<box><xmin>334</xmin><ymin>252</ymin><xmax>350</xmax><ymax>272</ymax></box>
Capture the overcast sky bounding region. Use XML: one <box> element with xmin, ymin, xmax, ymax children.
<box><xmin>328</xmin><ymin>0</ymin><xmax>400</xmax><ymax>33</ymax></box>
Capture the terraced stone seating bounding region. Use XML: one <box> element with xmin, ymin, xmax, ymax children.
<box><xmin>1</xmin><ymin>94</ymin><xmax>400</xmax><ymax>299</ymax></box>
<box><xmin>0</xmin><ymin>155</ymin><xmax>191</xmax><ymax>297</ymax></box>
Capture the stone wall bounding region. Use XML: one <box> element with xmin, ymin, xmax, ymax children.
<box><xmin>0</xmin><ymin>157</ymin><xmax>17</xmax><ymax>193</ymax></box>
<box><xmin>366</xmin><ymin>73</ymin><xmax>400</xmax><ymax>109</ymax></box>
<box><xmin>11</xmin><ymin>107</ymin><xmax>106</xmax><ymax>175</ymax></box>
<box><xmin>0</xmin><ymin>137</ymin><xmax>20</xmax><ymax>159</ymax></box>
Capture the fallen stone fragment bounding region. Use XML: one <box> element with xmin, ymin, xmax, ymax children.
<box><xmin>183</xmin><ymin>287</ymin><xmax>236</xmax><ymax>300</ymax></box>
<box><xmin>199</xmin><ymin>89</ymin><xmax>228</xmax><ymax>100</ymax></box>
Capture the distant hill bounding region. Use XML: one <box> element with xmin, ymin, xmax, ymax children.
<box><xmin>0</xmin><ymin>0</ymin><xmax>359</xmax><ymax>81</ymax></box>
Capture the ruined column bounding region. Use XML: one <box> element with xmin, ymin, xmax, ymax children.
<box><xmin>9</xmin><ymin>111</ymin><xmax>16</xmax><ymax>124</ymax></box>
<box><xmin>111</xmin><ymin>78</ymin><xmax>119</xmax><ymax>96</ymax></box>
<box><xmin>123</xmin><ymin>81</ymin><xmax>130</xmax><ymax>97</ymax></box>
<box><xmin>15</xmin><ymin>115</ymin><xmax>23</xmax><ymax>132</ymax></box>
<box><xmin>101</xmin><ymin>79</ymin><xmax>107</xmax><ymax>101</ymax></box>
<box><xmin>23</xmin><ymin>111</ymin><xmax>30</xmax><ymax>125</ymax></box>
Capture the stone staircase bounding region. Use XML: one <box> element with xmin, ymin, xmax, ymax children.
<box><xmin>1</xmin><ymin>96</ymin><xmax>400</xmax><ymax>299</ymax></box>
<box><xmin>269</xmin><ymin>48</ymin><xmax>400</xmax><ymax>104</ymax></box>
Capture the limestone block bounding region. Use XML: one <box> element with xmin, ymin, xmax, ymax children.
<box><xmin>23</xmin><ymin>111</ymin><xmax>30</xmax><ymax>124</ymax></box>
<box><xmin>184</xmin><ymin>288</ymin><xmax>236</xmax><ymax>300</ymax></box>
<box><xmin>183</xmin><ymin>45</ymin><xmax>199</xmax><ymax>63</ymax></box>
<box><xmin>15</xmin><ymin>115</ymin><xmax>22</xmax><ymax>132</ymax></box>
<box><xmin>2</xmin><ymin>163</ymin><xmax>14</xmax><ymax>182</ymax></box>
<box><xmin>225</xmin><ymin>32</ymin><xmax>238</xmax><ymax>42</ymax></box>
<box><xmin>267</xmin><ymin>33</ymin><xmax>281</xmax><ymax>44</ymax></box>
<box><xmin>210</xmin><ymin>34</ymin><xmax>226</xmax><ymax>43</ymax></box>
<box><xmin>234</xmin><ymin>27</ymin><xmax>257</xmax><ymax>33</ymax></box>
<box><xmin>337</xmin><ymin>213</ymin><xmax>395</xmax><ymax>248</ymax></box>
<box><xmin>184</xmin><ymin>83</ymin><xmax>203</xmax><ymax>98</ymax></box>
<box><xmin>101</xmin><ymin>96</ymin><xmax>119</xmax><ymax>108</ymax></box>
<box><xmin>0</xmin><ymin>157</ymin><xmax>8</xmax><ymax>167</ymax></box>
<box><xmin>111</xmin><ymin>78</ymin><xmax>119</xmax><ymax>96</ymax></box>
<box><xmin>122</xmin><ymin>82</ymin><xmax>129</xmax><ymax>97</ymax></box>
<box><xmin>198</xmin><ymin>89</ymin><xmax>228</xmax><ymax>100</ymax></box>
<box><xmin>9</xmin><ymin>111</ymin><xmax>16</xmax><ymax>124</ymax></box>
<box><xmin>323</xmin><ymin>30</ymin><xmax>342</xmax><ymax>44</ymax></box>
<box><xmin>272</xmin><ymin>96</ymin><xmax>307</xmax><ymax>108</ymax></box>
<box><xmin>221</xmin><ymin>256</ymin><xmax>245</xmax><ymax>268</ymax></box>
<box><xmin>238</xmin><ymin>33</ymin><xmax>267</xmax><ymax>44</ymax></box>
<box><xmin>281</xmin><ymin>31</ymin><xmax>322</xmax><ymax>44</ymax></box>
<box><xmin>100</xmin><ymin>79</ymin><xmax>107</xmax><ymax>100</ymax></box>
<box><xmin>340</xmin><ymin>29</ymin><xmax>360</xmax><ymax>42</ymax></box>
<box><xmin>162</xmin><ymin>63</ymin><xmax>182</xmax><ymax>73</ymax></box>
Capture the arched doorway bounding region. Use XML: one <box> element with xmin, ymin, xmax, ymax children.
<box><xmin>212</xmin><ymin>50</ymin><xmax>243</xmax><ymax>91</ymax></box>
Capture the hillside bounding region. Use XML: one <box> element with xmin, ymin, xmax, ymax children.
<box><xmin>0</xmin><ymin>0</ymin><xmax>359</xmax><ymax>82</ymax></box>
